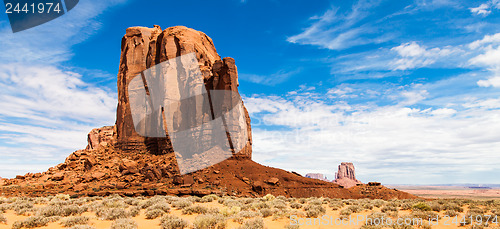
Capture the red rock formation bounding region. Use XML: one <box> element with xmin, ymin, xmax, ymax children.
<box><xmin>0</xmin><ymin>26</ymin><xmax>416</xmax><ymax>200</ymax></box>
<box><xmin>86</xmin><ymin>126</ymin><xmax>116</xmax><ymax>150</ymax></box>
<box><xmin>115</xmin><ymin>26</ymin><xmax>252</xmax><ymax>158</ymax></box>
<box><xmin>333</xmin><ymin>162</ymin><xmax>363</xmax><ymax>188</ymax></box>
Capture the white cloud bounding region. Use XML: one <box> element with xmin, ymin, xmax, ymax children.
<box><xmin>399</xmin><ymin>89</ymin><xmax>429</xmax><ymax>105</ymax></box>
<box><xmin>470</xmin><ymin>46</ymin><xmax>500</xmax><ymax>71</ymax></box>
<box><xmin>390</xmin><ymin>42</ymin><xmax>457</xmax><ymax>70</ymax></box>
<box><xmin>246</xmin><ymin>90</ymin><xmax>500</xmax><ymax>184</ymax></box>
<box><xmin>286</xmin><ymin>0</ymin><xmax>392</xmax><ymax>50</ymax></box>
<box><xmin>0</xmin><ymin>64</ymin><xmax>116</xmax><ymax>177</ymax></box>
<box><xmin>470</xmin><ymin>3</ymin><xmax>492</xmax><ymax>16</ymax></box>
<box><xmin>469</xmin><ymin>33</ymin><xmax>500</xmax><ymax>49</ymax></box>
<box><xmin>477</xmin><ymin>76</ymin><xmax>500</xmax><ymax>87</ymax></box>
<box><xmin>470</xmin><ymin>0</ymin><xmax>500</xmax><ymax>16</ymax></box>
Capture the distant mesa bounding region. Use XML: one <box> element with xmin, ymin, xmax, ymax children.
<box><xmin>305</xmin><ymin>173</ymin><xmax>329</xmax><ymax>182</ymax></box>
<box><xmin>332</xmin><ymin>162</ymin><xmax>363</xmax><ymax>188</ymax></box>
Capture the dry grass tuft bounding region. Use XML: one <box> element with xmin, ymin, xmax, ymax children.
<box><xmin>160</xmin><ymin>215</ymin><xmax>189</xmax><ymax>229</ymax></box>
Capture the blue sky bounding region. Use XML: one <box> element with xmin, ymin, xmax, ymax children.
<box><xmin>0</xmin><ymin>0</ymin><xmax>499</xmax><ymax>184</ymax></box>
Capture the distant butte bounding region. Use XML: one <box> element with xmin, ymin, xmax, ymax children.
<box><xmin>333</xmin><ymin>162</ymin><xmax>363</xmax><ymax>188</ymax></box>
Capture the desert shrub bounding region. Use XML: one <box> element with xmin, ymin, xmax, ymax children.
<box><xmin>221</xmin><ymin>199</ymin><xmax>243</xmax><ymax>208</ymax></box>
<box><xmin>145</xmin><ymin>209</ymin><xmax>165</xmax><ymax>219</ymax></box>
<box><xmin>183</xmin><ymin>205</ymin><xmax>209</xmax><ymax>215</ymax></box>
<box><xmin>147</xmin><ymin>203</ymin><xmax>170</xmax><ymax>213</ymax></box>
<box><xmin>410</xmin><ymin>210</ymin><xmax>439</xmax><ymax>221</ymax></box>
<box><xmin>304</xmin><ymin>205</ymin><xmax>326</xmax><ymax>218</ymax></box>
<box><xmin>290</xmin><ymin>203</ymin><xmax>302</xmax><ymax>209</ymax></box>
<box><xmin>0</xmin><ymin>212</ymin><xmax>6</xmax><ymax>224</ymax></box>
<box><xmin>138</xmin><ymin>196</ymin><xmax>168</xmax><ymax>209</ymax></box>
<box><xmin>329</xmin><ymin>202</ymin><xmax>343</xmax><ymax>210</ymax></box>
<box><xmin>161</xmin><ymin>215</ymin><xmax>189</xmax><ymax>229</ymax></box>
<box><xmin>55</xmin><ymin>194</ymin><xmax>71</xmax><ymax>201</ymax></box>
<box><xmin>124</xmin><ymin>198</ymin><xmax>140</xmax><ymax>206</ymax></box>
<box><xmin>392</xmin><ymin>225</ymin><xmax>414</xmax><ymax>229</ymax></box>
<box><xmin>13</xmin><ymin>201</ymin><xmax>34</xmax><ymax>215</ymax></box>
<box><xmin>443</xmin><ymin>203</ymin><xmax>463</xmax><ymax>212</ymax></box>
<box><xmin>37</xmin><ymin>205</ymin><xmax>63</xmax><ymax>217</ymax></box>
<box><xmin>429</xmin><ymin>202</ymin><xmax>442</xmax><ymax>212</ymax></box>
<box><xmin>262</xmin><ymin>194</ymin><xmax>275</xmax><ymax>202</ymax></box>
<box><xmin>260</xmin><ymin>208</ymin><xmax>274</xmax><ymax>218</ymax></box>
<box><xmin>96</xmin><ymin>207</ymin><xmax>129</xmax><ymax>220</ymax></box>
<box><xmin>237</xmin><ymin>210</ymin><xmax>261</xmax><ymax>218</ymax></box>
<box><xmin>61</xmin><ymin>205</ymin><xmax>84</xmax><ymax>216</ymax></box>
<box><xmin>60</xmin><ymin>216</ymin><xmax>89</xmax><ymax>227</ymax></box>
<box><xmin>365</xmin><ymin>212</ymin><xmax>387</xmax><ymax>226</ymax></box>
<box><xmin>363</xmin><ymin>203</ymin><xmax>375</xmax><ymax>210</ymax></box>
<box><xmin>238</xmin><ymin>218</ymin><xmax>264</xmax><ymax>229</ymax></box>
<box><xmin>270</xmin><ymin>200</ymin><xmax>287</xmax><ymax>210</ymax></box>
<box><xmin>12</xmin><ymin>216</ymin><xmax>49</xmax><ymax>229</ymax></box>
<box><xmin>342</xmin><ymin>199</ymin><xmax>358</xmax><ymax>205</ymax></box>
<box><xmin>381</xmin><ymin>206</ymin><xmax>398</xmax><ymax>213</ymax></box>
<box><xmin>346</xmin><ymin>205</ymin><xmax>362</xmax><ymax>213</ymax></box>
<box><xmin>110</xmin><ymin>218</ymin><xmax>138</xmax><ymax>229</ymax></box>
<box><xmin>252</xmin><ymin>201</ymin><xmax>270</xmax><ymax>210</ymax></box>
<box><xmin>220</xmin><ymin>206</ymin><xmax>241</xmax><ymax>216</ymax></box>
<box><xmin>128</xmin><ymin>206</ymin><xmax>140</xmax><ymax>217</ymax></box>
<box><xmin>372</xmin><ymin>200</ymin><xmax>386</xmax><ymax>208</ymax></box>
<box><xmin>469</xmin><ymin>207</ymin><xmax>485</xmax><ymax>215</ymax></box>
<box><xmin>69</xmin><ymin>226</ymin><xmax>96</xmax><ymax>229</ymax></box>
<box><xmin>272</xmin><ymin>209</ymin><xmax>291</xmax><ymax>220</ymax></box>
<box><xmin>201</xmin><ymin>195</ymin><xmax>218</xmax><ymax>203</ymax></box>
<box><xmin>412</xmin><ymin>203</ymin><xmax>431</xmax><ymax>212</ymax></box>
<box><xmin>0</xmin><ymin>203</ymin><xmax>9</xmax><ymax>213</ymax></box>
<box><xmin>400</xmin><ymin>203</ymin><xmax>413</xmax><ymax>211</ymax></box>
<box><xmin>444</xmin><ymin>209</ymin><xmax>459</xmax><ymax>217</ymax></box>
<box><xmin>37</xmin><ymin>204</ymin><xmax>83</xmax><ymax>217</ymax></box>
<box><xmin>193</xmin><ymin>214</ymin><xmax>226</xmax><ymax>229</ymax></box>
<box><xmin>339</xmin><ymin>208</ymin><xmax>353</xmax><ymax>220</ymax></box>
<box><xmin>308</xmin><ymin>199</ymin><xmax>323</xmax><ymax>206</ymax></box>
<box><xmin>172</xmin><ymin>200</ymin><xmax>193</xmax><ymax>209</ymax></box>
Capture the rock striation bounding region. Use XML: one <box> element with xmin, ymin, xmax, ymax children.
<box><xmin>333</xmin><ymin>162</ymin><xmax>363</xmax><ymax>188</ymax></box>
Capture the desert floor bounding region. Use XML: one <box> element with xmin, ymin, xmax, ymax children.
<box><xmin>389</xmin><ymin>186</ymin><xmax>500</xmax><ymax>200</ymax></box>
<box><xmin>0</xmin><ymin>194</ymin><xmax>499</xmax><ymax>229</ymax></box>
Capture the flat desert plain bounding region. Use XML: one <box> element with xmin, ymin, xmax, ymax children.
<box><xmin>389</xmin><ymin>185</ymin><xmax>500</xmax><ymax>200</ymax></box>
<box><xmin>0</xmin><ymin>194</ymin><xmax>499</xmax><ymax>229</ymax></box>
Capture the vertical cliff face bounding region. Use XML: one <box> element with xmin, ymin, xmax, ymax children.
<box><xmin>115</xmin><ymin>26</ymin><xmax>252</xmax><ymax>158</ymax></box>
<box><xmin>333</xmin><ymin>162</ymin><xmax>363</xmax><ymax>188</ymax></box>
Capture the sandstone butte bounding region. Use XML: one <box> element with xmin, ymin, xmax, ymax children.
<box><xmin>0</xmin><ymin>25</ymin><xmax>416</xmax><ymax>200</ymax></box>
<box><xmin>332</xmin><ymin>162</ymin><xmax>364</xmax><ymax>189</ymax></box>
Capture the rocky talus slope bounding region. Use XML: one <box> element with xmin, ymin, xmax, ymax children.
<box><xmin>0</xmin><ymin>26</ymin><xmax>416</xmax><ymax>200</ymax></box>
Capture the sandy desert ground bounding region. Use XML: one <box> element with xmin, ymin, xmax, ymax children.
<box><xmin>389</xmin><ymin>186</ymin><xmax>500</xmax><ymax>200</ymax></box>
<box><xmin>0</xmin><ymin>194</ymin><xmax>499</xmax><ymax>229</ymax></box>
